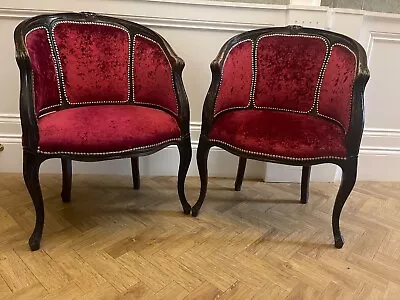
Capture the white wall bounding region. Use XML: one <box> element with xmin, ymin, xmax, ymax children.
<box><xmin>0</xmin><ymin>0</ymin><xmax>399</xmax><ymax>182</ymax></box>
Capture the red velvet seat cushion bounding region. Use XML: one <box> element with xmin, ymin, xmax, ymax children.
<box><xmin>38</xmin><ymin>105</ymin><xmax>181</xmax><ymax>154</ymax></box>
<box><xmin>209</xmin><ymin>110</ymin><xmax>346</xmax><ymax>159</ymax></box>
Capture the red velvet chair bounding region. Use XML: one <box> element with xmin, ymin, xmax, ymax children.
<box><xmin>14</xmin><ymin>12</ymin><xmax>192</xmax><ymax>251</ymax></box>
<box><xmin>192</xmin><ymin>26</ymin><xmax>370</xmax><ymax>248</ymax></box>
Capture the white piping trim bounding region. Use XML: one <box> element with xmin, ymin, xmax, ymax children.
<box><xmin>253</xmin><ymin>33</ymin><xmax>329</xmax><ymax>114</ymax></box>
<box><xmin>317</xmin><ymin>43</ymin><xmax>357</xmax><ymax>132</ymax></box>
<box><xmin>38</xmin><ymin>104</ymin><xmax>61</xmax><ymax>114</ymax></box>
<box><xmin>25</xmin><ymin>26</ymin><xmax>62</xmax><ymax>117</ymax></box>
<box><xmin>38</xmin><ymin>110</ymin><xmax>57</xmax><ymax>118</ymax></box>
<box><xmin>51</xmin><ymin>21</ymin><xmax>131</xmax><ymax>105</ymax></box>
<box><xmin>38</xmin><ymin>137</ymin><xmax>181</xmax><ymax>155</ymax></box>
<box><xmin>213</xmin><ymin>39</ymin><xmax>253</xmax><ymax>117</ymax></box>
<box><xmin>209</xmin><ymin>139</ymin><xmax>347</xmax><ymax>160</ymax></box>
<box><xmin>133</xmin><ymin>34</ymin><xmax>179</xmax><ymax>115</ymax></box>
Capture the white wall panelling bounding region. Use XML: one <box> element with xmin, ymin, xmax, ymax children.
<box><xmin>0</xmin><ymin>1</ymin><xmax>399</xmax><ymax>181</ymax></box>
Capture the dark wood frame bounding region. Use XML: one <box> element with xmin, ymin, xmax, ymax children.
<box><xmin>192</xmin><ymin>26</ymin><xmax>370</xmax><ymax>249</ymax></box>
<box><xmin>14</xmin><ymin>12</ymin><xmax>192</xmax><ymax>251</ymax></box>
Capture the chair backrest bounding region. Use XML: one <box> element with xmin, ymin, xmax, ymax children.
<box><xmin>213</xmin><ymin>26</ymin><xmax>365</xmax><ymax>133</ymax></box>
<box><xmin>15</xmin><ymin>13</ymin><xmax>179</xmax><ymax>117</ymax></box>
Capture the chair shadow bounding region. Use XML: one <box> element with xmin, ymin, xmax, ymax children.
<box><xmin>261</xmin><ymin>238</ymin><xmax>333</xmax><ymax>249</ymax></box>
<box><xmin>123</xmin><ymin>208</ymin><xmax>189</xmax><ymax>218</ymax></box>
<box><xmin>208</xmin><ymin>196</ymin><xmax>301</xmax><ymax>204</ymax></box>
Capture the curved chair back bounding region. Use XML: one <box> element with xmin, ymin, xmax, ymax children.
<box><xmin>15</xmin><ymin>12</ymin><xmax>189</xmax><ymax>150</ymax></box>
<box><xmin>204</xmin><ymin>26</ymin><xmax>369</xmax><ymax>157</ymax></box>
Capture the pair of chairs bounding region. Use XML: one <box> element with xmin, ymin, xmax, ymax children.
<box><xmin>14</xmin><ymin>12</ymin><xmax>369</xmax><ymax>251</ymax></box>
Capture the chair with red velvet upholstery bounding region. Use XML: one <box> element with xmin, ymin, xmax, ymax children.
<box><xmin>14</xmin><ymin>12</ymin><xmax>192</xmax><ymax>251</ymax></box>
<box><xmin>192</xmin><ymin>26</ymin><xmax>370</xmax><ymax>248</ymax></box>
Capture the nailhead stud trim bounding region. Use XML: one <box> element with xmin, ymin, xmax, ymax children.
<box><xmin>51</xmin><ymin>21</ymin><xmax>131</xmax><ymax>105</ymax></box>
<box><xmin>38</xmin><ymin>110</ymin><xmax>57</xmax><ymax>118</ymax></box>
<box><xmin>133</xmin><ymin>34</ymin><xmax>179</xmax><ymax>116</ymax></box>
<box><xmin>210</xmin><ymin>139</ymin><xmax>347</xmax><ymax>161</ymax></box>
<box><xmin>38</xmin><ymin>137</ymin><xmax>181</xmax><ymax>155</ymax></box>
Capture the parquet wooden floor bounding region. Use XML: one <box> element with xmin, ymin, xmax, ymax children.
<box><xmin>0</xmin><ymin>173</ymin><xmax>400</xmax><ymax>299</ymax></box>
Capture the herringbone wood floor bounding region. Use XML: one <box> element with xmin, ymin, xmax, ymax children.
<box><xmin>0</xmin><ymin>173</ymin><xmax>400</xmax><ymax>299</ymax></box>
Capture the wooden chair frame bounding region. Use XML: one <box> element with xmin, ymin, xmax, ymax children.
<box><xmin>15</xmin><ymin>12</ymin><xmax>192</xmax><ymax>251</ymax></box>
<box><xmin>192</xmin><ymin>26</ymin><xmax>370</xmax><ymax>249</ymax></box>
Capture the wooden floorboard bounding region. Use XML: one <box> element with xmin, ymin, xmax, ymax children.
<box><xmin>0</xmin><ymin>173</ymin><xmax>399</xmax><ymax>299</ymax></box>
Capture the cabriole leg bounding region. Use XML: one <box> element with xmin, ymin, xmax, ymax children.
<box><xmin>300</xmin><ymin>166</ymin><xmax>311</xmax><ymax>204</ymax></box>
<box><xmin>192</xmin><ymin>136</ymin><xmax>210</xmax><ymax>217</ymax></box>
<box><xmin>23</xmin><ymin>152</ymin><xmax>44</xmax><ymax>251</ymax></box>
<box><xmin>131</xmin><ymin>157</ymin><xmax>140</xmax><ymax>190</ymax></box>
<box><xmin>234</xmin><ymin>157</ymin><xmax>247</xmax><ymax>191</ymax></box>
<box><xmin>332</xmin><ymin>158</ymin><xmax>357</xmax><ymax>249</ymax></box>
<box><xmin>61</xmin><ymin>158</ymin><xmax>72</xmax><ymax>203</ymax></box>
<box><xmin>177</xmin><ymin>138</ymin><xmax>192</xmax><ymax>215</ymax></box>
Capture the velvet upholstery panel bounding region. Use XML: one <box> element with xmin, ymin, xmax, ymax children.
<box><xmin>319</xmin><ymin>45</ymin><xmax>356</xmax><ymax>131</ymax></box>
<box><xmin>38</xmin><ymin>105</ymin><xmax>181</xmax><ymax>154</ymax></box>
<box><xmin>53</xmin><ymin>22</ymin><xmax>129</xmax><ymax>104</ymax></box>
<box><xmin>25</xmin><ymin>28</ymin><xmax>60</xmax><ymax>115</ymax></box>
<box><xmin>254</xmin><ymin>35</ymin><xmax>327</xmax><ymax>112</ymax></box>
<box><xmin>134</xmin><ymin>35</ymin><xmax>178</xmax><ymax>114</ymax></box>
<box><xmin>209</xmin><ymin>109</ymin><xmax>346</xmax><ymax>158</ymax></box>
<box><xmin>214</xmin><ymin>40</ymin><xmax>253</xmax><ymax>114</ymax></box>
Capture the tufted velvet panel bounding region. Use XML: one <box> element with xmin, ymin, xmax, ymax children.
<box><xmin>38</xmin><ymin>105</ymin><xmax>181</xmax><ymax>154</ymax></box>
<box><xmin>214</xmin><ymin>40</ymin><xmax>253</xmax><ymax>115</ymax></box>
<box><xmin>134</xmin><ymin>35</ymin><xmax>178</xmax><ymax>114</ymax></box>
<box><xmin>25</xmin><ymin>28</ymin><xmax>60</xmax><ymax>115</ymax></box>
<box><xmin>209</xmin><ymin>109</ymin><xmax>346</xmax><ymax>159</ymax></box>
<box><xmin>319</xmin><ymin>44</ymin><xmax>357</xmax><ymax>131</ymax></box>
<box><xmin>53</xmin><ymin>22</ymin><xmax>130</xmax><ymax>105</ymax></box>
<box><xmin>254</xmin><ymin>35</ymin><xmax>327</xmax><ymax>112</ymax></box>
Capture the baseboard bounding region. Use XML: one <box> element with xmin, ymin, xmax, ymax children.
<box><xmin>357</xmin><ymin>150</ymin><xmax>400</xmax><ymax>181</ymax></box>
<box><xmin>265</xmin><ymin>163</ymin><xmax>338</xmax><ymax>183</ymax></box>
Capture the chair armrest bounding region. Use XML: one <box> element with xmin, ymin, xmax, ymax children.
<box><xmin>15</xmin><ymin>24</ymin><xmax>39</xmax><ymax>151</ymax></box>
<box><xmin>346</xmin><ymin>41</ymin><xmax>370</xmax><ymax>158</ymax></box>
<box><xmin>172</xmin><ymin>56</ymin><xmax>191</xmax><ymax>136</ymax></box>
<box><xmin>201</xmin><ymin>59</ymin><xmax>223</xmax><ymax>137</ymax></box>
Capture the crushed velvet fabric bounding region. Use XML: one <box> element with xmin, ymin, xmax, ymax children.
<box><xmin>319</xmin><ymin>45</ymin><xmax>356</xmax><ymax>131</ymax></box>
<box><xmin>25</xmin><ymin>28</ymin><xmax>60</xmax><ymax>114</ymax></box>
<box><xmin>53</xmin><ymin>22</ymin><xmax>129</xmax><ymax>104</ymax></box>
<box><xmin>134</xmin><ymin>35</ymin><xmax>178</xmax><ymax>114</ymax></box>
<box><xmin>254</xmin><ymin>35</ymin><xmax>327</xmax><ymax>112</ymax></box>
<box><xmin>209</xmin><ymin>109</ymin><xmax>346</xmax><ymax>158</ymax></box>
<box><xmin>214</xmin><ymin>40</ymin><xmax>253</xmax><ymax>114</ymax></box>
<box><xmin>38</xmin><ymin>105</ymin><xmax>181</xmax><ymax>154</ymax></box>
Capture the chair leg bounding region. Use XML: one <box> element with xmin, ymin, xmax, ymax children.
<box><xmin>131</xmin><ymin>157</ymin><xmax>140</xmax><ymax>190</ymax></box>
<box><xmin>234</xmin><ymin>157</ymin><xmax>247</xmax><ymax>191</ymax></box>
<box><xmin>300</xmin><ymin>166</ymin><xmax>311</xmax><ymax>204</ymax></box>
<box><xmin>332</xmin><ymin>158</ymin><xmax>357</xmax><ymax>249</ymax></box>
<box><xmin>23</xmin><ymin>152</ymin><xmax>44</xmax><ymax>251</ymax></box>
<box><xmin>192</xmin><ymin>136</ymin><xmax>210</xmax><ymax>217</ymax></box>
<box><xmin>177</xmin><ymin>138</ymin><xmax>192</xmax><ymax>215</ymax></box>
<box><xmin>61</xmin><ymin>158</ymin><xmax>72</xmax><ymax>203</ymax></box>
